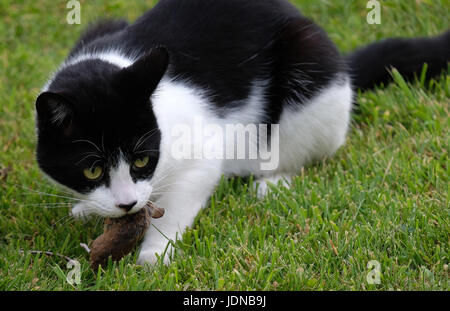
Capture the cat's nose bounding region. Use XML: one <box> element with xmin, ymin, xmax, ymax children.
<box><xmin>118</xmin><ymin>201</ymin><xmax>137</xmax><ymax>212</ymax></box>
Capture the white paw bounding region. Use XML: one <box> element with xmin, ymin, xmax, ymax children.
<box><xmin>256</xmin><ymin>180</ymin><xmax>271</xmax><ymax>198</ymax></box>
<box><xmin>255</xmin><ymin>174</ymin><xmax>292</xmax><ymax>198</ymax></box>
<box><xmin>137</xmin><ymin>245</ymin><xmax>172</xmax><ymax>266</ymax></box>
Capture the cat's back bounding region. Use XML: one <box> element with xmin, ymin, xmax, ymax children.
<box><xmin>119</xmin><ymin>0</ymin><xmax>304</xmax><ymax>105</ymax></box>
<box><xmin>62</xmin><ymin>0</ymin><xmax>343</xmax><ymax>121</ymax></box>
<box><xmin>128</xmin><ymin>0</ymin><xmax>301</xmax><ymax>50</ymax></box>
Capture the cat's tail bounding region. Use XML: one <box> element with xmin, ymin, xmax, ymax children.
<box><xmin>347</xmin><ymin>30</ymin><xmax>449</xmax><ymax>91</ymax></box>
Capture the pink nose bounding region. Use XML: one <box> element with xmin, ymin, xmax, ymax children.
<box><xmin>118</xmin><ymin>201</ymin><xmax>137</xmax><ymax>212</ymax></box>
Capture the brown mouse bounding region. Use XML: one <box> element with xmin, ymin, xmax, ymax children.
<box><xmin>89</xmin><ymin>202</ymin><xmax>164</xmax><ymax>270</ymax></box>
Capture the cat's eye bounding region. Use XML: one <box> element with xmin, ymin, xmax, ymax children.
<box><xmin>83</xmin><ymin>166</ymin><xmax>103</xmax><ymax>180</ymax></box>
<box><xmin>134</xmin><ymin>156</ymin><xmax>150</xmax><ymax>169</ymax></box>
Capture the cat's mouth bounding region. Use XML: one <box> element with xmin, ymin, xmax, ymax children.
<box><xmin>71</xmin><ymin>200</ymin><xmax>148</xmax><ymax>219</ymax></box>
<box><xmin>70</xmin><ymin>167</ymin><xmax>155</xmax><ymax>219</ymax></box>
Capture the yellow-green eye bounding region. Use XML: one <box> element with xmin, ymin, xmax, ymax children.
<box><xmin>83</xmin><ymin>166</ymin><xmax>103</xmax><ymax>180</ymax></box>
<box><xmin>134</xmin><ymin>156</ymin><xmax>150</xmax><ymax>169</ymax></box>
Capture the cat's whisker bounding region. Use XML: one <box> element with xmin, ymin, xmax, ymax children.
<box><xmin>39</xmin><ymin>187</ymin><xmax>77</xmax><ymax>197</ymax></box>
<box><xmin>151</xmin><ymin>190</ymin><xmax>192</xmax><ymax>196</ymax></box>
<box><xmin>9</xmin><ymin>182</ymin><xmax>73</xmax><ymax>197</ymax></box>
<box><xmin>149</xmin><ymin>168</ymin><xmax>181</xmax><ymax>184</ymax></box>
<box><xmin>17</xmin><ymin>202</ymin><xmax>73</xmax><ymax>209</ymax></box>
<box><xmin>20</xmin><ymin>187</ymin><xmax>91</xmax><ymax>204</ymax></box>
<box><xmin>133</xmin><ymin>129</ymin><xmax>156</xmax><ymax>151</ymax></box>
<box><xmin>151</xmin><ymin>162</ymin><xmax>205</xmax><ymax>182</ymax></box>
<box><xmin>72</xmin><ymin>139</ymin><xmax>102</xmax><ymax>153</ymax></box>
<box><xmin>134</xmin><ymin>149</ymin><xmax>159</xmax><ymax>154</ymax></box>
<box><xmin>22</xmin><ymin>191</ymin><xmax>84</xmax><ymax>203</ymax></box>
<box><xmin>13</xmin><ymin>183</ymin><xmax>79</xmax><ymax>199</ymax></box>
<box><xmin>101</xmin><ymin>132</ymin><xmax>106</xmax><ymax>153</ymax></box>
<box><xmin>89</xmin><ymin>159</ymin><xmax>103</xmax><ymax>171</ymax></box>
<box><xmin>150</xmin><ymin>168</ymin><xmax>207</xmax><ymax>189</ymax></box>
<box><xmin>150</xmin><ymin>170</ymin><xmax>187</xmax><ymax>187</ymax></box>
<box><xmin>75</xmin><ymin>152</ymin><xmax>103</xmax><ymax>165</ymax></box>
<box><xmin>133</xmin><ymin>128</ymin><xmax>159</xmax><ymax>152</ymax></box>
<box><xmin>34</xmin><ymin>181</ymin><xmax>82</xmax><ymax>197</ymax></box>
<box><xmin>153</xmin><ymin>181</ymin><xmax>187</xmax><ymax>191</ymax></box>
<box><xmin>41</xmin><ymin>213</ymin><xmax>76</xmax><ymax>235</ymax></box>
<box><xmin>20</xmin><ymin>202</ymin><xmax>72</xmax><ymax>205</ymax></box>
<box><xmin>151</xmin><ymin>160</ymin><xmax>221</xmax><ymax>187</ymax></box>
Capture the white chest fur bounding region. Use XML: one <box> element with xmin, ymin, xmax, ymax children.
<box><xmin>152</xmin><ymin>76</ymin><xmax>353</xmax><ymax>178</ymax></box>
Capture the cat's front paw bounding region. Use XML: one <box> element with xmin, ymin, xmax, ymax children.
<box><xmin>137</xmin><ymin>246</ymin><xmax>172</xmax><ymax>266</ymax></box>
<box><xmin>255</xmin><ymin>174</ymin><xmax>292</xmax><ymax>198</ymax></box>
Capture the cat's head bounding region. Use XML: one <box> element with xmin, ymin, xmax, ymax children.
<box><xmin>35</xmin><ymin>48</ymin><xmax>169</xmax><ymax>218</ymax></box>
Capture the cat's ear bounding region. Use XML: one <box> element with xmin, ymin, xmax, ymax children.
<box><xmin>116</xmin><ymin>47</ymin><xmax>169</xmax><ymax>98</ymax></box>
<box><xmin>36</xmin><ymin>92</ymin><xmax>74</xmax><ymax>134</ymax></box>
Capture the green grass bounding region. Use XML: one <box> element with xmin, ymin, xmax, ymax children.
<box><xmin>0</xmin><ymin>0</ymin><xmax>448</xmax><ymax>290</ymax></box>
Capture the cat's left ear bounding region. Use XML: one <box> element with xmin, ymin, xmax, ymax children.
<box><xmin>36</xmin><ymin>92</ymin><xmax>73</xmax><ymax>126</ymax></box>
<box><xmin>35</xmin><ymin>92</ymin><xmax>75</xmax><ymax>136</ymax></box>
<box><xmin>116</xmin><ymin>47</ymin><xmax>169</xmax><ymax>98</ymax></box>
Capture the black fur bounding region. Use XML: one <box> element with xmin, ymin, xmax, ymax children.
<box><xmin>266</xmin><ymin>17</ymin><xmax>345</xmax><ymax>122</ymax></box>
<box><xmin>36</xmin><ymin>51</ymin><xmax>166</xmax><ymax>193</ymax></box>
<box><xmin>68</xmin><ymin>18</ymin><xmax>129</xmax><ymax>57</ymax></box>
<box><xmin>36</xmin><ymin>0</ymin><xmax>449</xmax><ymax>192</ymax></box>
<box><xmin>348</xmin><ymin>31</ymin><xmax>450</xmax><ymax>91</ymax></box>
<box><xmin>60</xmin><ymin>0</ymin><xmax>345</xmax><ymax>123</ymax></box>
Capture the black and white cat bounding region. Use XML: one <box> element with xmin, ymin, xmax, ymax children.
<box><xmin>36</xmin><ymin>0</ymin><xmax>449</xmax><ymax>265</ymax></box>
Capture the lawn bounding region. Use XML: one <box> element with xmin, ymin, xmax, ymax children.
<box><xmin>0</xmin><ymin>0</ymin><xmax>448</xmax><ymax>290</ymax></box>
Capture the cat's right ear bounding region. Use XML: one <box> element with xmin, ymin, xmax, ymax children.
<box><xmin>36</xmin><ymin>92</ymin><xmax>74</xmax><ymax>133</ymax></box>
<box><xmin>114</xmin><ymin>47</ymin><xmax>169</xmax><ymax>99</ymax></box>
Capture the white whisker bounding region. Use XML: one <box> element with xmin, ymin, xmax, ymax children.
<box><xmin>72</xmin><ymin>139</ymin><xmax>102</xmax><ymax>153</ymax></box>
<box><xmin>133</xmin><ymin>128</ymin><xmax>159</xmax><ymax>152</ymax></box>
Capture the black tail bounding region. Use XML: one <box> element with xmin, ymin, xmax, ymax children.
<box><xmin>347</xmin><ymin>30</ymin><xmax>449</xmax><ymax>91</ymax></box>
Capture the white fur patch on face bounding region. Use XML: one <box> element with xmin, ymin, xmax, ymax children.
<box><xmin>109</xmin><ymin>160</ymin><xmax>139</xmax><ymax>206</ymax></box>
<box><xmin>72</xmin><ymin>156</ymin><xmax>153</xmax><ymax>218</ymax></box>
